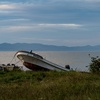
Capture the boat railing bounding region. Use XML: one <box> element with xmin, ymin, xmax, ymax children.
<box><xmin>18</xmin><ymin>50</ymin><xmax>43</xmax><ymax>59</ymax></box>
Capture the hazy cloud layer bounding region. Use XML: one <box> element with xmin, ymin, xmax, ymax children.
<box><xmin>0</xmin><ymin>0</ymin><xmax>100</xmax><ymax>46</ymax></box>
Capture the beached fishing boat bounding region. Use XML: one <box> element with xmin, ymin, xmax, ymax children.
<box><xmin>15</xmin><ymin>50</ymin><xmax>70</xmax><ymax>71</ymax></box>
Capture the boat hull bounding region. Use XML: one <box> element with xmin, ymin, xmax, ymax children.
<box><xmin>23</xmin><ymin>62</ymin><xmax>49</xmax><ymax>71</ymax></box>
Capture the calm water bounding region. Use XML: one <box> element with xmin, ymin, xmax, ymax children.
<box><xmin>0</xmin><ymin>51</ymin><xmax>100</xmax><ymax>71</ymax></box>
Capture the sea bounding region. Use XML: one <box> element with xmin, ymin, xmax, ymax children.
<box><xmin>0</xmin><ymin>51</ymin><xmax>100</xmax><ymax>72</ymax></box>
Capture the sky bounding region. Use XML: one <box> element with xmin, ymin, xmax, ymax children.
<box><xmin>0</xmin><ymin>0</ymin><xmax>100</xmax><ymax>46</ymax></box>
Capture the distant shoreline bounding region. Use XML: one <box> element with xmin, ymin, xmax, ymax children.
<box><xmin>0</xmin><ymin>43</ymin><xmax>100</xmax><ymax>51</ymax></box>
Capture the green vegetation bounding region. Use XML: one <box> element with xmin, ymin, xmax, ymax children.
<box><xmin>0</xmin><ymin>71</ymin><xmax>100</xmax><ymax>100</ymax></box>
<box><xmin>88</xmin><ymin>55</ymin><xmax>100</xmax><ymax>73</ymax></box>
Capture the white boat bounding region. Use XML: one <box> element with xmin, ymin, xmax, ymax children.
<box><xmin>15</xmin><ymin>50</ymin><xmax>70</xmax><ymax>71</ymax></box>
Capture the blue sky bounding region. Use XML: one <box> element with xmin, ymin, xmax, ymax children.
<box><xmin>0</xmin><ymin>0</ymin><xmax>100</xmax><ymax>46</ymax></box>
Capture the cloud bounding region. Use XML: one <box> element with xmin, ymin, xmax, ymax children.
<box><xmin>0</xmin><ymin>23</ymin><xmax>82</xmax><ymax>32</ymax></box>
<box><xmin>20</xmin><ymin>37</ymin><xmax>57</xmax><ymax>43</ymax></box>
<box><xmin>0</xmin><ymin>18</ymin><xmax>29</xmax><ymax>22</ymax></box>
<box><xmin>0</xmin><ymin>4</ymin><xmax>18</xmax><ymax>10</ymax></box>
<box><xmin>16</xmin><ymin>36</ymin><xmax>100</xmax><ymax>46</ymax></box>
<box><xmin>1</xmin><ymin>0</ymin><xmax>100</xmax><ymax>10</ymax></box>
<box><xmin>84</xmin><ymin>0</ymin><xmax>100</xmax><ymax>2</ymax></box>
<box><xmin>53</xmin><ymin>0</ymin><xmax>100</xmax><ymax>2</ymax></box>
<box><xmin>0</xmin><ymin>4</ymin><xmax>13</xmax><ymax>9</ymax></box>
<box><xmin>38</xmin><ymin>24</ymin><xmax>81</xmax><ymax>27</ymax></box>
<box><xmin>0</xmin><ymin>1</ymin><xmax>100</xmax><ymax>22</ymax></box>
<box><xmin>0</xmin><ymin>0</ymin><xmax>100</xmax><ymax>46</ymax></box>
<box><xmin>0</xmin><ymin>1</ymin><xmax>99</xmax><ymax>27</ymax></box>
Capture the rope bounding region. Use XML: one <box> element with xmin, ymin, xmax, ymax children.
<box><xmin>14</xmin><ymin>60</ymin><xmax>21</xmax><ymax>65</ymax></box>
<box><xmin>10</xmin><ymin>53</ymin><xmax>20</xmax><ymax>64</ymax></box>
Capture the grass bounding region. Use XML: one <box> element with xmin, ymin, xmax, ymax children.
<box><xmin>0</xmin><ymin>71</ymin><xmax>100</xmax><ymax>100</ymax></box>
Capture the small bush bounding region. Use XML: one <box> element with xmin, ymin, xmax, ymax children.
<box><xmin>88</xmin><ymin>55</ymin><xmax>100</xmax><ymax>73</ymax></box>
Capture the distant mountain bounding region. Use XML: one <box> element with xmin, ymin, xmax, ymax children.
<box><xmin>0</xmin><ymin>43</ymin><xmax>100</xmax><ymax>51</ymax></box>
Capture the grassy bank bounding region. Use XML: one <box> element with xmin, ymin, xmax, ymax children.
<box><xmin>0</xmin><ymin>71</ymin><xmax>100</xmax><ymax>100</ymax></box>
